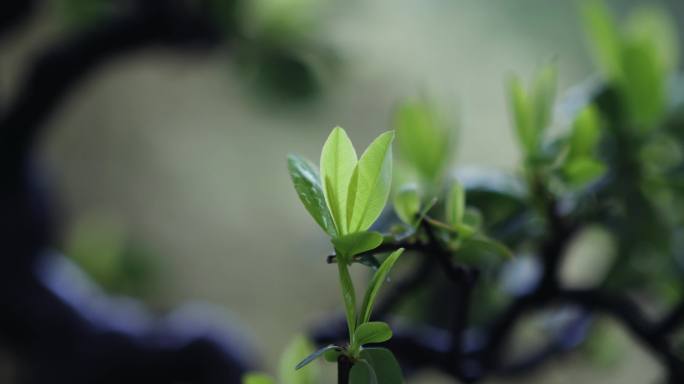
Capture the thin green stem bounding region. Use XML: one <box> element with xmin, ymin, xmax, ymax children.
<box><xmin>337</xmin><ymin>261</ymin><xmax>357</xmax><ymax>345</ymax></box>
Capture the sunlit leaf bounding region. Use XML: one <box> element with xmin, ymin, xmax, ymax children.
<box><xmin>288</xmin><ymin>154</ymin><xmax>337</xmax><ymax>236</ymax></box>
<box><xmin>332</xmin><ymin>231</ymin><xmax>384</xmax><ymax>262</ymax></box>
<box><xmin>321</xmin><ymin>127</ymin><xmax>358</xmax><ymax>234</ymax></box>
<box><xmin>359</xmin><ymin>248</ymin><xmax>404</xmax><ymax>324</ymax></box>
<box><xmin>354</xmin><ymin>321</ymin><xmax>392</xmax><ymax>346</ymax></box>
<box><xmin>347</xmin><ymin>131</ymin><xmax>395</xmax><ymax>233</ymax></box>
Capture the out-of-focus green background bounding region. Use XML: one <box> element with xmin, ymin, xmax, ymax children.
<box><xmin>2</xmin><ymin>0</ymin><xmax>682</xmax><ymax>382</ymax></box>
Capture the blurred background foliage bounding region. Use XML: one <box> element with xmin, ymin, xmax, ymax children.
<box><xmin>2</xmin><ymin>0</ymin><xmax>683</xmax><ymax>382</ymax></box>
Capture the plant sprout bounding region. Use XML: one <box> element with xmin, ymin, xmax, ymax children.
<box><xmin>288</xmin><ymin>127</ymin><xmax>404</xmax><ymax>383</ymax></box>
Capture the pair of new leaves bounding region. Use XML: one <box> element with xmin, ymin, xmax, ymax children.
<box><xmin>288</xmin><ymin>127</ymin><xmax>393</xmax><ymax>261</ymax></box>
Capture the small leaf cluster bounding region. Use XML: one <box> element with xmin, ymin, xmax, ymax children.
<box><xmin>288</xmin><ymin>128</ymin><xmax>404</xmax><ymax>382</ymax></box>
<box><xmin>391</xmin><ymin>99</ymin><xmax>511</xmax><ymax>263</ymax></box>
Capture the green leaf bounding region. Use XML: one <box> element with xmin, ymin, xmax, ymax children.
<box><xmin>507</xmin><ymin>75</ymin><xmax>535</xmax><ymax>156</ymax></box>
<box><xmin>618</xmin><ymin>37</ymin><xmax>666</xmax><ymax>130</ymax></box>
<box><xmin>321</xmin><ymin>127</ymin><xmax>358</xmax><ymax>234</ymax></box>
<box><xmin>295</xmin><ymin>344</ymin><xmax>342</xmax><ymax>370</ymax></box>
<box><xmin>445</xmin><ymin>181</ymin><xmax>465</xmax><ymax>226</ymax></box>
<box><xmin>625</xmin><ymin>6</ymin><xmax>678</xmax><ymax>75</ymax></box>
<box><xmin>581</xmin><ymin>0</ymin><xmax>623</xmax><ymax>79</ymax></box>
<box><xmin>393</xmin><ymin>185</ymin><xmax>421</xmax><ymax>226</ymax></box>
<box><xmin>332</xmin><ymin>231</ymin><xmax>384</xmax><ymax>262</ymax></box>
<box><xmin>350</xmin><ymin>360</ymin><xmax>378</xmax><ymax>384</ymax></box>
<box><xmin>359</xmin><ymin>348</ymin><xmax>403</xmax><ymax>384</ymax></box>
<box><xmin>531</xmin><ymin>64</ymin><xmax>557</xmax><ymax>138</ymax></box>
<box><xmin>564</xmin><ymin>157</ymin><xmax>606</xmax><ymax>187</ymax></box>
<box><xmin>394</xmin><ymin>99</ymin><xmax>455</xmax><ymax>182</ymax></box>
<box><xmin>242</xmin><ymin>373</ymin><xmax>276</xmax><ymax>384</ymax></box>
<box><xmin>288</xmin><ymin>154</ymin><xmax>337</xmax><ymax>237</ymax></box>
<box><xmin>462</xmin><ymin>236</ymin><xmax>513</xmax><ymax>260</ymax></box>
<box><xmin>359</xmin><ymin>248</ymin><xmax>405</xmax><ymax>324</ymax></box>
<box><xmin>338</xmin><ymin>263</ymin><xmax>358</xmax><ymax>341</ymax></box>
<box><xmin>347</xmin><ymin>131</ymin><xmax>395</xmax><ymax>233</ymax></box>
<box><xmin>354</xmin><ymin>321</ymin><xmax>392</xmax><ymax>346</ymax></box>
<box><xmin>280</xmin><ymin>335</ymin><xmax>320</xmax><ymax>384</ymax></box>
<box><xmin>569</xmin><ymin>105</ymin><xmax>601</xmax><ymax>157</ymax></box>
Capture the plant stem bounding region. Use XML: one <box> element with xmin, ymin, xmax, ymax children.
<box><xmin>337</xmin><ymin>262</ymin><xmax>357</xmax><ymax>344</ymax></box>
<box><xmin>338</xmin><ymin>355</ymin><xmax>352</xmax><ymax>384</ymax></box>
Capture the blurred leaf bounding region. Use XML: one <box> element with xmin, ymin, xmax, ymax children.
<box><xmin>241</xmin><ymin>0</ymin><xmax>324</xmax><ymax>40</ymax></box>
<box><xmin>581</xmin><ymin>0</ymin><xmax>623</xmax><ymax>79</ymax></box>
<box><xmin>243</xmin><ymin>373</ymin><xmax>276</xmax><ymax>384</ymax></box>
<box><xmin>324</xmin><ymin>348</ymin><xmax>344</xmax><ymax>362</ymax></box>
<box><xmin>445</xmin><ymin>181</ymin><xmax>465</xmax><ymax>226</ymax></box>
<box><xmin>354</xmin><ymin>322</ymin><xmax>392</xmax><ymax>346</ymax></box>
<box><xmin>507</xmin><ymin>75</ymin><xmax>536</xmax><ymax>157</ymax></box>
<box><xmin>625</xmin><ymin>6</ymin><xmax>678</xmax><ymax>74</ymax></box>
<box><xmin>332</xmin><ymin>231</ymin><xmax>384</xmax><ymax>261</ymax></box>
<box><xmin>508</xmin><ymin>64</ymin><xmax>556</xmax><ymax>160</ymax></box>
<box><xmin>582</xmin><ymin>1</ymin><xmax>675</xmax><ymax>130</ymax></box>
<box><xmin>618</xmin><ymin>37</ymin><xmax>666</xmax><ymax>130</ymax></box>
<box><xmin>359</xmin><ymin>248</ymin><xmax>405</xmax><ymax>324</ymax></box>
<box><xmin>564</xmin><ymin>157</ymin><xmax>606</xmax><ymax>187</ymax></box>
<box><xmin>640</xmin><ymin>134</ymin><xmax>683</xmax><ymax>173</ymax></box>
<box><xmin>67</xmin><ymin>215</ymin><xmax>157</xmax><ymax>296</ymax></box>
<box><xmin>393</xmin><ymin>184</ymin><xmax>421</xmax><ymax>226</ymax></box>
<box><xmin>359</xmin><ymin>348</ymin><xmax>403</xmax><ymax>384</ymax></box>
<box><xmin>569</xmin><ymin>105</ymin><xmax>602</xmax><ymax>157</ymax></box>
<box><xmin>288</xmin><ymin>154</ymin><xmax>337</xmax><ymax>237</ymax></box>
<box><xmin>462</xmin><ymin>208</ymin><xmax>483</xmax><ymax>230</ymax></box>
<box><xmin>280</xmin><ymin>335</ymin><xmax>320</xmax><ymax>384</ymax></box>
<box><xmin>350</xmin><ymin>360</ymin><xmax>377</xmax><ymax>384</ymax></box>
<box><xmin>583</xmin><ymin>320</ymin><xmax>626</xmax><ymax>367</ymax></box>
<box><xmin>347</xmin><ymin>132</ymin><xmax>395</xmax><ymax>233</ymax></box>
<box><xmin>59</xmin><ymin>0</ymin><xmax>111</xmax><ymax>30</ymax></box>
<box><xmin>321</xmin><ymin>127</ymin><xmax>358</xmax><ymax>234</ymax></box>
<box><xmin>295</xmin><ymin>344</ymin><xmax>341</xmax><ymax>370</ymax></box>
<box><xmin>394</xmin><ymin>99</ymin><xmax>455</xmax><ymax>183</ymax></box>
<box><xmin>462</xmin><ymin>236</ymin><xmax>513</xmax><ymax>260</ymax></box>
<box><xmin>531</xmin><ymin>64</ymin><xmax>557</xmax><ymax>140</ymax></box>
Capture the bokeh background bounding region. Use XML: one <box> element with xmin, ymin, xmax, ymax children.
<box><xmin>2</xmin><ymin>0</ymin><xmax>683</xmax><ymax>382</ymax></box>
